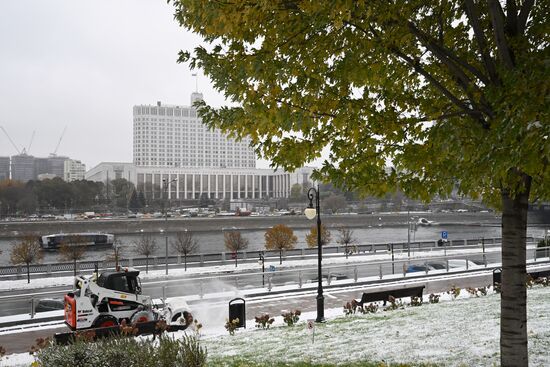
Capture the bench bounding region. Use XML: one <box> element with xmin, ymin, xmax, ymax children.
<box><xmin>356</xmin><ymin>286</ymin><xmax>425</xmax><ymax>306</ymax></box>
<box><xmin>493</xmin><ymin>269</ymin><xmax>550</xmax><ymax>285</ymax></box>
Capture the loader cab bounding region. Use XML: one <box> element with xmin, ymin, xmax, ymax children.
<box><xmin>97</xmin><ymin>270</ymin><xmax>142</xmax><ymax>295</ymax></box>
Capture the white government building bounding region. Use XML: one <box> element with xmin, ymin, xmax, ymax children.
<box><xmin>86</xmin><ymin>93</ymin><xmax>314</xmax><ymax>200</ymax></box>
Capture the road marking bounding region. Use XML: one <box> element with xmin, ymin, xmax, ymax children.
<box><xmin>325</xmin><ymin>293</ymin><xmax>337</xmax><ymax>299</ymax></box>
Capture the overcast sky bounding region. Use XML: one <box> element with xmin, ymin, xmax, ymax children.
<box><xmin>0</xmin><ymin>1</ymin><xmax>274</xmax><ymax>170</ymax></box>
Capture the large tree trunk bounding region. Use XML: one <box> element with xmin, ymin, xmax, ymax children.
<box><xmin>500</xmin><ymin>179</ymin><xmax>530</xmax><ymax>367</ymax></box>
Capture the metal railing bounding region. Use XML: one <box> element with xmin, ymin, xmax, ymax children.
<box><xmin>3</xmin><ymin>245</ymin><xmax>549</xmax><ymax>323</ymax></box>
<box><xmin>0</xmin><ymin>236</ymin><xmax>541</xmax><ymax>279</ymax></box>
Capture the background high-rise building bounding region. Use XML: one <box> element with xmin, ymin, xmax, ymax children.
<box><xmin>87</xmin><ymin>93</ymin><xmax>314</xmax><ymax>200</ymax></box>
<box><xmin>0</xmin><ymin>157</ymin><xmax>10</xmax><ymax>180</ymax></box>
<box><xmin>64</xmin><ymin>159</ymin><xmax>86</xmax><ymax>181</ymax></box>
<box><xmin>133</xmin><ymin>94</ymin><xmax>256</xmax><ymax>169</ymax></box>
<box><xmin>7</xmin><ymin>154</ymin><xmax>79</xmax><ymax>182</ymax></box>
<box><xmin>11</xmin><ymin>154</ymin><xmax>35</xmax><ymax>182</ymax></box>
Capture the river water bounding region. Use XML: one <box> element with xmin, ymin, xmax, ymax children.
<box><xmin>0</xmin><ymin>218</ymin><xmax>548</xmax><ymax>266</ymax></box>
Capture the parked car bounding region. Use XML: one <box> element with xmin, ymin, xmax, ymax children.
<box><xmin>406</xmin><ymin>264</ymin><xmax>434</xmax><ymax>273</ymax></box>
<box><xmin>406</xmin><ymin>260</ymin><xmax>481</xmax><ymax>273</ymax></box>
<box><xmin>35</xmin><ymin>298</ymin><xmax>64</xmax><ymax>313</ymax></box>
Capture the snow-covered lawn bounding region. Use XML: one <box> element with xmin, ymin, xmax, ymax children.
<box><xmin>199</xmin><ymin>285</ymin><xmax>550</xmax><ymax>366</ymax></box>
<box><xmin>1</xmin><ymin>285</ymin><xmax>548</xmax><ymax>366</ymax></box>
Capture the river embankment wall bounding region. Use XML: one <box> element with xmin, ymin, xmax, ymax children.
<box><xmin>0</xmin><ymin>212</ymin><xmax>503</xmax><ymax>239</ymax></box>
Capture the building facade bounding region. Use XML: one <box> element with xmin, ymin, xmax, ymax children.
<box><xmin>0</xmin><ymin>157</ymin><xmax>10</xmax><ymax>181</ymax></box>
<box><xmin>64</xmin><ymin>159</ymin><xmax>86</xmax><ymax>182</ymax></box>
<box><xmin>8</xmin><ymin>154</ymin><xmax>74</xmax><ymax>182</ymax></box>
<box><xmin>86</xmin><ymin>93</ymin><xmax>315</xmax><ymax>200</ymax></box>
<box><xmin>133</xmin><ymin>93</ymin><xmax>256</xmax><ymax>169</ymax></box>
<box><xmin>10</xmin><ymin>154</ymin><xmax>35</xmax><ymax>182</ymax></box>
<box><xmin>86</xmin><ymin>163</ymin><xmax>313</xmax><ymax>200</ymax></box>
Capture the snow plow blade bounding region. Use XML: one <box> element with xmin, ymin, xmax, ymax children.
<box><xmin>54</xmin><ymin>320</ymin><xmax>190</xmax><ymax>345</ymax></box>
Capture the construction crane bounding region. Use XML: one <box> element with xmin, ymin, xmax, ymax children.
<box><xmin>1</xmin><ymin>126</ymin><xmax>21</xmax><ymax>155</ymax></box>
<box><xmin>50</xmin><ymin>126</ymin><xmax>67</xmax><ymax>157</ymax></box>
<box><xmin>21</xmin><ymin>130</ymin><xmax>35</xmax><ymax>155</ymax></box>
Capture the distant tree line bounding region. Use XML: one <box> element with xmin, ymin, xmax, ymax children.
<box><xmin>0</xmin><ymin>178</ymin><xmax>148</xmax><ymax>216</ymax></box>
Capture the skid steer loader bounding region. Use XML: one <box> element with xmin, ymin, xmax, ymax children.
<box><xmin>64</xmin><ymin>267</ymin><xmax>192</xmax><ymax>330</ymax></box>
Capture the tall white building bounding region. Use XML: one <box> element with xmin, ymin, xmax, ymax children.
<box><xmin>64</xmin><ymin>159</ymin><xmax>86</xmax><ymax>182</ymax></box>
<box><xmin>86</xmin><ymin>93</ymin><xmax>315</xmax><ymax>200</ymax></box>
<box><xmin>133</xmin><ymin>93</ymin><xmax>256</xmax><ymax>169</ymax></box>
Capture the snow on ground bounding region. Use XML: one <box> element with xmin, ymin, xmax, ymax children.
<box><xmin>0</xmin><ymin>244</ymin><xmax>518</xmax><ymax>292</ymax></box>
<box><xmin>197</xmin><ymin>285</ymin><xmax>550</xmax><ymax>366</ymax></box>
<box><xmin>2</xmin><ymin>285</ymin><xmax>548</xmax><ymax>366</ymax></box>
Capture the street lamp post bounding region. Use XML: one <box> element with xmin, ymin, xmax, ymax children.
<box><xmin>304</xmin><ymin>186</ymin><xmax>324</xmax><ymax>323</ymax></box>
<box><xmin>407</xmin><ymin>209</ymin><xmax>411</xmax><ymax>258</ymax></box>
<box><xmin>162</xmin><ymin>178</ymin><xmax>177</xmax><ymax>275</ymax></box>
<box><xmin>258</xmin><ymin>251</ymin><xmax>265</xmax><ymax>287</ymax></box>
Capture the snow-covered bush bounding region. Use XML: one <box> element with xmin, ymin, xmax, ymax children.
<box><xmin>447</xmin><ymin>285</ymin><xmax>461</xmax><ymax>299</ymax></box>
<box><xmin>254</xmin><ymin>314</ymin><xmax>275</xmax><ymax>329</ymax></box>
<box><xmin>526</xmin><ymin>275</ymin><xmax>535</xmax><ymax>288</ymax></box>
<box><xmin>361</xmin><ymin>303</ymin><xmax>379</xmax><ymax>314</ymax></box>
<box><xmin>225</xmin><ymin>318</ymin><xmax>240</xmax><ymax>335</ymax></box>
<box><xmin>534</xmin><ymin>277</ymin><xmax>549</xmax><ymax>287</ymax></box>
<box><xmin>34</xmin><ymin>334</ymin><xmax>207</xmax><ymax>367</ymax></box>
<box><xmin>343</xmin><ymin>300</ymin><xmax>359</xmax><ymax>316</ymax></box>
<box><xmin>384</xmin><ymin>296</ymin><xmax>404</xmax><ymax>311</ymax></box>
<box><xmin>409</xmin><ymin>296</ymin><xmax>423</xmax><ymax>307</ymax></box>
<box><xmin>282</xmin><ymin>310</ymin><xmax>301</xmax><ymax>326</ymax></box>
<box><xmin>429</xmin><ymin>293</ymin><xmax>440</xmax><ymax>304</ymax></box>
<box><xmin>478</xmin><ymin>286</ymin><xmax>489</xmax><ymax>296</ymax></box>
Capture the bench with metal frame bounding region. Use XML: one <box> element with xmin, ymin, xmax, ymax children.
<box><xmin>493</xmin><ymin>268</ymin><xmax>550</xmax><ymax>286</ymax></box>
<box><xmin>356</xmin><ymin>285</ymin><xmax>425</xmax><ymax>306</ymax></box>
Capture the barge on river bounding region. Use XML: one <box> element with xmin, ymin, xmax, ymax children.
<box><xmin>39</xmin><ymin>233</ymin><xmax>115</xmax><ymax>250</ymax></box>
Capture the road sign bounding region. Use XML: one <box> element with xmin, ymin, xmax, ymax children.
<box><xmin>441</xmin><ymin>231</ymin><xmax>448</xmax><ymax>239</ymax></box>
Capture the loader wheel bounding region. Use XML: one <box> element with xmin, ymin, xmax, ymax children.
<box><xmin>171</xmin><ymin>311</ymin><xmax>193</xmax><ymax>326</ymax></box>
<box><xmin>130</xmin><ymin>310</ymin><xmax>155</xmax><ymax>324</ymax></box>
<box><xmin>94</xmin><ymin>315</ymin><xmax>118</xmax><ymax>328</ymax></box>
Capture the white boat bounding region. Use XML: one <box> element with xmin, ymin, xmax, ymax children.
<box><xmin>39</xmin><ymin>233</ymin><xmax>115</xmax><ymax>250</ymax></box>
